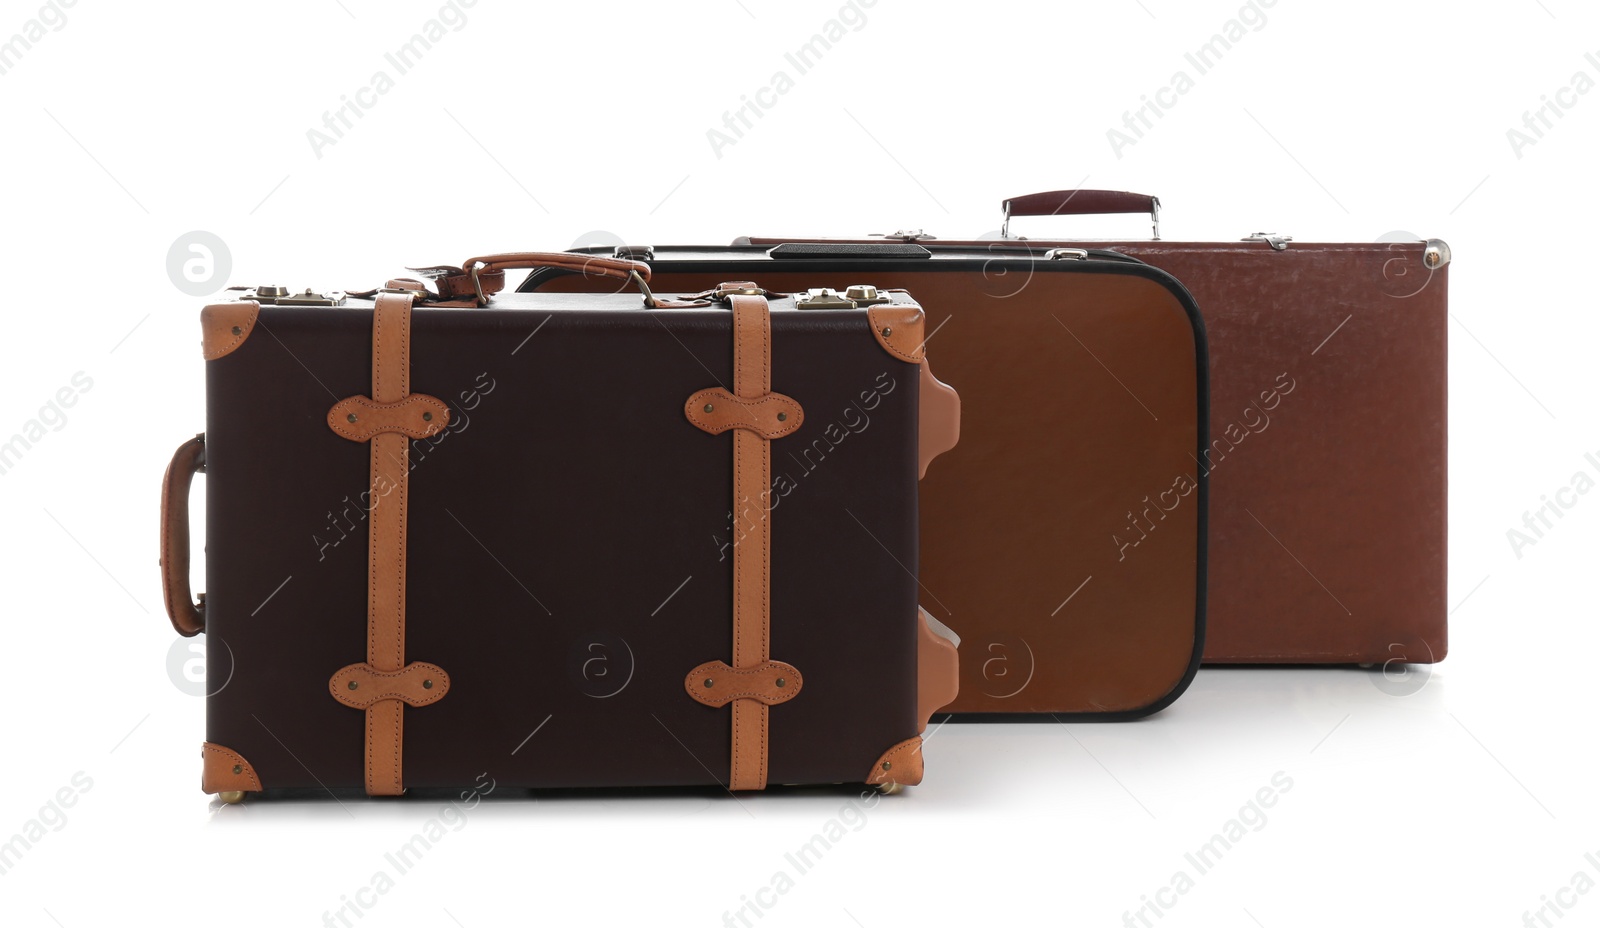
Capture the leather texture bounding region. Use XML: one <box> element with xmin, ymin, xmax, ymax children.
<box><xmin>865</xmin><ymin>736</ymin><xmax>924</xmax><ymax>787</ymax></box>
<box><xmin>729</xmin><ymin>293</ymin><xmax>774</xmax><ymax>791</ymax></box>
<box><xmin>200</xmin><ymin>301</ymin><xmax>260</xmax><ymax>360</ymax></box>
<box><xmin>684</xmin><ymin>387</ymin><xmax>804</xmax><ymax>439</ymax></box>
<box><xmin>327</xmin><ymin>394</ymin><xmax>451</xmax><ymax>442</ymax></box>
<box><xmin>364</xmin><ymin>293</ymin><xmax>416</xmax><ymax>796</ymax></box>
<box><xmin>867</xmin><ymin>304</ymin><xmax>926</xmax><ymax>363</ymax></box>
<box><xmin>916</xmin><ymin>607</ymin><xmax>960</xmax><ymax>731</ymax></box>
<box><xmin>419</xmin><ymin>253</ymin><xmax>650</xmax><ymax>303</ymax></box>
<box><xmin>536</xmin><ymin>262</ymin><xmax>1202</xmax><ymax>714</ymax></box>
<box><xmin>200</xmin><ymin>742</ymin><xmax>262</xmax><ymax>794</ymax></box>
<box><xmin>685</xmin><ymin>660</ymin><xmax>803</xmax><ymax>707</ymax></box>
<box><xmin>630</xmin><ymin>236</ymin><xmax>1447</xmax><ymax>669</ymax></box>
<box><xmin>918</xmin><ymin>360</ymin><xmax>959</xmax><ymax>479</ymax></box>
<box><xmin>330</xmin><ymin>661</ymin><xmax>451</xmax><ymax>709</ymax></box>
<box><xmin>1004</xmin><ymin>189</ymin><xmax>1158</xmax><ymax>217</ymax></box>
<box><xmin>160</xmin><ymin>435</ymin><xmax>207</xmax><ymax>637</ymax></box>
<box><xmin>198</xmin><ymin>292</ymin><xmax>921</xmax><ymax>790</ymax></box>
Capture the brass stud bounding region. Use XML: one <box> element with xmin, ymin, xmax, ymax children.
<box><xmin>881</xmin><ymin>761</ymin><xmax>892</xmax><ymax>771</ymax></box>
<box><xmin>232</xmin><ymin>764</ymin><xmax>243</xmax><ymax>775</ymax></box>
<box><xmin>230</xmin><ymin>325</ymin><xmax>242</xmax><ymax>336</ymax></box>
<box><xmin>775</xmin><ymin>677</ymin><xmax>786</xmax><ymax>687</ymax></box>
<box><xmin>704</xmin><ymin>403</ymin><xmax>715</xmax><ymax>413</ymax></box>
<box><xmin>348</xmin><ymin>680</ymin><xmax>359</xmax><ymax>690</ymax></box>
<box><xmin>881</xmin><ymin>326</ymin><xmax>893</xmax><ymax>337</ymax></box>
<box><xmin>704</xmin><ymin>678</ymin><xmax>715</xmax><ymax>688</ymax></box>
<box><xmin>422</xmin><ymin>411</ymin><xmax>433</xmax><ymax>422</ymax></box>
<box><xmin>347</xmin><ymin>413</ymin><xmax>358</xmax><ymax>423</ymax></box>
<box><xmin>776</xmin><ymin>412</ymin><xmax>787</xmax><ymax>422</ymax></box>
<box><xmin>423</xmin><ymin>679</ymin><xmax>433</xmax><ymax>689</ymax></box>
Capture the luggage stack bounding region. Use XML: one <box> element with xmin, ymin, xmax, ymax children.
<box><xmin>158</xmin><ymin>190</ymin><xmax>1450</xmax><ymax>800</ymax></box>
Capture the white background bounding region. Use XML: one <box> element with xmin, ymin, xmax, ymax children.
<box><xmin>1</xmin><ymin>0</ymin><xmax>1595</xmax><ymax>925</ymax></box>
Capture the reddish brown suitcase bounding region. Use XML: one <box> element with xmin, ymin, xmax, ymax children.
<box><xmin>535</xmin><ymin>188</ymin><xmax>1448</xmax><ymax>670</ymax></box>
<box><xmin>158</xmin><ymin>254</ymin><xmax>962</xmax><ymax>800</ymax></box>
<box><xmin>526</xmin><ymin>247</ymin><xmax>1210</xmax><ymax>717</ymax></box>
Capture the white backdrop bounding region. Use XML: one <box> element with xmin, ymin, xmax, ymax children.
<box><xmin>1</xmin><ymin>0</ymin><xmax>1595</xmax><ymax>925</ymax></box>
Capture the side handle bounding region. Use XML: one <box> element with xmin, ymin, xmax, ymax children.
<box><xmin>917</xmin><ymin>607</ymin><xmax>960</xmax><ymax>730</ymax></box>
<box><xmin>919</xmin><ymin>358</ymin><xmax>960</xmax><ymax>479</ymax></box>
<box><xmin>161</xmin><ymin>434</ymin><xmax>206</xmax><ymax>637</ymax></box>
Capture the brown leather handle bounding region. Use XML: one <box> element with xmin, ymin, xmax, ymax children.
<box><xmin>1002</xmin><ymin>189</ymin><xmax>1158</xmax><ymax>217</ymax></box>
<box><xmin>1001</xmin><ymin>190</ymin><xmax>1161</xmax><ymax>239</ymax></box>
<box><xmin>161</xmin><ymin>435</ymin><xmax>206</xmax><ymax>637</ymax></box>
<box><xmin>459</xmin><ymin>252</ymin><xmax>650</xmax><ymax>282</ymax></box>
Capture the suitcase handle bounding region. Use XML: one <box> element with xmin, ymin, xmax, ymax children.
<box><xmin>457</xmin><ymin>252</ymin><xmax>651</xmax><ymax>305</ymax></box>
<box><xmin>1001</xmin><ymin>189</ymin><xmax>1161</xmax><ymax>239</ymax></box>
<box><xmin>161</xmin><ymin>434</ymin><xmax>206</xmax><ymax>637</ymax></box>
<box><xmin>459</xmin><ymin>252</ymin><xmax>650</xmax><ymax>282</ymax></box>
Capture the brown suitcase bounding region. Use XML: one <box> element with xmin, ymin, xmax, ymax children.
<box><xmin>158</xmin><ymin>253</ymin><xmax>961</xmax><ymax>800</ymax></box>
<box><xmin>540</xmin><ymin>188</ymin><xmax>1448</xmax><ymax>668</ymax></box>
<box><xmin>525</xmin><ymin>246</ymin><xmax>1210</xmax><ymax>717</ymax></box>
<box><xmin>748</xmin><ymin>190</ymin><xmax>1450</xmax><ymax>665</ymax></box>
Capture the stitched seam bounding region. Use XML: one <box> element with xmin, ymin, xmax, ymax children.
<box><xmin>204</xmin><ymin>745</ymin><xmax>261</xmax><ymax>790</ymax></box>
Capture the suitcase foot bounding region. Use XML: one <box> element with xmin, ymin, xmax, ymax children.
<box><xmin>876</xmin><ymin>782</ymin><xmax>904</xmax><ymax>796</ymax></box>
<box><xmin>216</xmin><ymin>790</ymin><xmax>247</xmax><ymax>804</ymax></box>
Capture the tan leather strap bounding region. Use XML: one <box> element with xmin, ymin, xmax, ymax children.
<box><xmin>729</xmin><ymin>293</ymin><xmax>773</xmax><ymax>791</ymax></box>
<box><xmin>365</xmin><ymin>292</ymin><xmax>416</xmax><ymax>796</ymax></box>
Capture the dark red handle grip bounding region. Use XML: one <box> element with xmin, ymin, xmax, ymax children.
<box><xmin>1002</xmin><ymin>189</ymin><xmax>1159</xmax><ymax>218</ymax></box>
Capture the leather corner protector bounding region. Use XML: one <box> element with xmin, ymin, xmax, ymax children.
<box><xmin>916</xmin><ymin>607</ymin><xmax>960</xmax><ymax>731</ymax></box>
<box><xmin>327</xmin><ymin>395</ymin><xmax>451</xmax><ymax>442</ymax></box>
<box><xmin>867</xmin><ymin>304</ymin><xmax>925</xmax><ymax>364</ymax></box>
<box><xmin>865</xmin><ymin>736</ymin><xmax>924</xmax><ymax>788</ymax></box>
<box><xmin>684</xmin><ymin>388</ymin><xmax>803</xmax><ymax>439</ymax></box>
<box><xmin>685</xmin><ymin>659</ymin><xmax>803</xmax><ymax>707</ymax></box>
<box><xmin>330</xmin><ymin>661</ymin><xmax>451</xmax><ymax>709</ymax></box>
<box><xmin>918</xmin><ymin>359</ymin><xmax>960</xmax><ymax>479</ymax></box>
<box><xmin>200</xmin><ymin>302</ymin><xmax>261</xmax><ymax>361</ymax></box>
<box><xmin>201</xmin><ymin>742</ymin><xmax>262</xmax><ymax>794</ymax></box>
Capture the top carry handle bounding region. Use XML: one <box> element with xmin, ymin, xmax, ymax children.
<box><xmin>1001</xmin><ymin>189</ymin><xmax>1161</xmax><ymax>240</ymax></box>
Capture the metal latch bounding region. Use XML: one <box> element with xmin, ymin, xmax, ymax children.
<box><xmin>869</xmin><ymin>229</ymin><xmax>936</xmax><ymax>242</ymax></box>
<box><xmin>613</xmin><ymin>245</ymin><xmax>655</xmax><ymax>261</ymax></box>
<box><xmin>1043</xmin><ymin>248</ymin><xmax>1089</xmax><ymax>261</ymax></box>
<box><xmin>795</xmin><ymin>285</ymin><xmax>892</xmax><ymax>309</ymax></box>
<box><xmin>242</xmin><ymin>286</ymin><xmax>346</xmax><ymax>306</ymax></box>
<box><xmin>1242</xmin><ymin>232</ymin><xmax>1293</xmax><ymax>251</ymax></box>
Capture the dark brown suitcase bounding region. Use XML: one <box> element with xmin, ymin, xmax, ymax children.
<box><xmin>158</xmin><ymin>253</ymin><xmax>961</xmax><ymax>800</ymax></box>
<box><xmin>525</xmin><ymin>247</ymin><xmax>1209</xmax><ymax>717</ymax></box>
<box><xmin>538</xmin><ymin>188</ymin><xmax>1448</xmax><ymax>670</ymax></box>
<box><xmin>744</xmin><ymin>189</ymin><xmax>1450</xmax><ymax>666</ymax></box>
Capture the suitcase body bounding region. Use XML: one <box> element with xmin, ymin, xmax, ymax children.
<box><xmin>528</xmin><ymin>250</ymin><xmax>1209</xmax><ymax>717</ymax></box>
<box><xmin>160</xmin><ymin>257</ymin><xmax>960</xmax><ymax>799</ymax></box>
<box><xmin>542</xmin><ymin>188</ymin><xmax>1449</xmax><ymax>668</ymax></box>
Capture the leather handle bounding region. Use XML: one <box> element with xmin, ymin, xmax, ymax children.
<box><xmin>459</xmin><ymin>252</ymin><xmax>650</xmax><ymax>282</ymax></box>
<box><xmin>160</xmin><ymin>434</ymin><xmax>206</xmax><ymax>637</ymax></box>
<box><xmin>1001</xmin><ymin>190</ymin><xmax>1161</xmax><ymax>239</ymax></box>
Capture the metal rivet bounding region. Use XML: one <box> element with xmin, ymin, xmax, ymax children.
<box><xmin>348</xmin><ymin>681</ymin><xmax>359</xmax><ymax>690</ymax></box>
<box><xmin>704</xmin><ymin>678</ymin><xmax>715</xmax><ymax>688</ymax></box>
<box><xmin>881</xmin><ymin>326</ymin><xmax>893</xmax><ymax>337</ymax></box>
<box><xmin>230</xmin><ymin>325</ymin><xmax>242</xmax><ymax>336</ymax></box>
<box><xmin>775</xmin><ymin>677</ymin><xmax>786</xmax><ymax>687</ymax></box>
<box><xmin>422</xmin><ymin>411</ymin><xmax>433</xmax><ymax>422</ymax></box>
<box><xmin>776</xmin><ymin>412</ymin><xmax>787</xmax><ymax>422</ymax></box>
<box><xmin>881</xmin><ymin>761</ymin><xmax>892</xmax><ymax>771</ymax></box>
<box><xmin>232</xmin><ymin>764</ymin><xmax>242</xmax><ymax>775</ymax></box>
<box><xmin>704</xmin><ymin>403</ymin><xmax>715</xmax><ymax>413</ymax></box>
<box><xmin>347</xmin><ymin>413</ymin><xmax>358</xmax><ymax>423</ymax></box>
<box><xmin>423</xmin><ymin>679</ymin><xmax>433</xmax><ymax>689</ymax></box>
